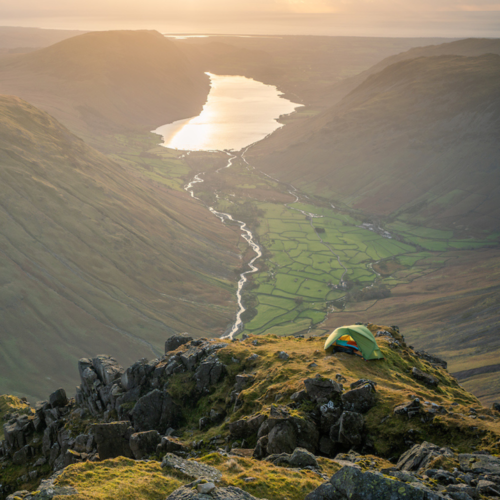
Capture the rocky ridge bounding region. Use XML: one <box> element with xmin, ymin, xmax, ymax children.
<box><xmin>1</xmin><ymin>326</ymin><xmax>500</xmax><ymax>500</ymax></box>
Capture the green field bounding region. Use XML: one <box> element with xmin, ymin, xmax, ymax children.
<box><xmin>232</xmin><ymin>198</ymin><xmax>498</xmax><ymax>336</ymax></box>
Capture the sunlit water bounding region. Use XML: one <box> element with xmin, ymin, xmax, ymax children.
<box><xmin>153</xmin><ymin>73</ymin><xmax>301</xmax><ymax>151</ymax></box>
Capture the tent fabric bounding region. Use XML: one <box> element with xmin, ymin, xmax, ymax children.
<box><xmin>324</xmin><ymin>325</ymin><xmax>384</xmax><ymax>361</ymax></box>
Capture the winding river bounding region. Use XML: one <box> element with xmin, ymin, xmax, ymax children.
<box><xmin>184</xmin><ymin>159</ymin><xmax>262</xmax><ymax>338</ymax></box>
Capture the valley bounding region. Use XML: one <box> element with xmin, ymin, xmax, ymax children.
<box><xmin>0</xmin><ymin>29</ymin><xmax>500</xmax><ymax>407</ymax></box>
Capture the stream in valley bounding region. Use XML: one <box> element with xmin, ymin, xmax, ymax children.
<box><xmin>157</xmin><ymin>73</ymin><xmax>354</xmax><ymax>337</ymax></box>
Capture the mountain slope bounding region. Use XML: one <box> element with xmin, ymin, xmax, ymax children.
<box><xmin>0</xmin><ymin>30</ymin><xmax>210</xmax><ymax>147</ymax></box>
<box><xmin>0</xmin><ymin>26</ymin><xmax>85</xmax><ymax>51</ymax></box>
<box><xmin>321</xmin><ymin>38</ymin><xmax>500</xmax><ymax>107</ymax></box>
<box><xmin>0</xmin><ymin>95</ymin><xmax>241</xmax><ymax>400</ymax></box>
<box><xmin>249</xmin><ymin>54</ymin><xmax>500</xmax><ymax>231</ymax></box>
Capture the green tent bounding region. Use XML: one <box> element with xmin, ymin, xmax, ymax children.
<box><xmin>324</xmin><ymin>325</ymin><xmax>384</xmax><ymax>361</ymax></box>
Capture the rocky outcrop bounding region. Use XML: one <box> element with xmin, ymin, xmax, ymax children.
<box><xmin>130</xmin><ymin>389</ymin><xmax>182</xmax><ymax>433</ymax></box>
<box><xmin>303</xmin><ymin>376</ymin><xmax>343</xmax><ymax>403</ymax></box>
<box><xmin>306</xmin><ymin>465</ymin><xmax>448</xmax><ymax>500</ymax></box>
<box><xmin>341</xmin><ymin>384</ymin><xmax>377</xmax><ymax>413</ymax></box>
<box><xmin>165</xmin><ymin>333</ymin><xmax>194</xmax><ymax>354</ymax></box>
<box><xmin>416</xmin><ymin>351</ymin><xmax>448</xmax><ymax>370</ymax></box>
<box><xmin>265</xmin><ymin>447</ymin><xmax>319</xmax><ymax>468</ymax></box>
<box><xmin>90</xmin><ymin>422</ymin><xmax>134</xmax><ymax>460</ymax></box>
<box><xmin>161</xmin><ymin>453</ymin><xmax>222</xmax><ymax>482</ymax></box>
<box><xmin>397</xmin><ymin>442</ymin><xmax>454</xmax><ymax>472</ymax></box>
<box><xmin>166</xmin><ymin>484</ymin><xmax>260</xmax><ymax>500</ymax></box>
<box><xmin>129</xmin><ymin>430</ymin><xmax>161</xmax><ymax>459</ymax></box>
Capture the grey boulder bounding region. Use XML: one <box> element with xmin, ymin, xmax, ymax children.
<box><xmin>304</xmin><ymin>376</ymin><xmax>342</xmax><ymax>403</ymax></box>
<box><xmin>341</xmin><ymin>384</ymin><xmax>376</xmax><ymax>413</ymax></box>
<box><xmin>129</xmin><ymin>430</ymin><xmax>161</xmax><ymax>459</ymax></box>
<box><xmin>162</xmin><ymin>453</ymin><xmax>222</xmax><ymax>482</ymax></box>
<box><xmin>398</xmin><ymin>442</ymin><xmax>454</xmax><ymax>472</ymax></box>
<box><xmin>90</xmin><ymin>421</ymin><xmax>134</xmax><ymax>459</ymax></box>
<box><xmin>165</xmin><ymin>333</ymin><xmax>194</xmax><ymax>354</ymax></box>
<box><xmin>166</xmin><ymin>484</ymin><xmax>260</xmax><ymax>500</ymax></box>
<box><xmin>305</xmin><ymin>465</ymin><xmax>448</xmax><ymax>500</ymax></box>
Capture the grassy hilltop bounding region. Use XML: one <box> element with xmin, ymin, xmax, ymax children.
<box><xmin>1</xmin><ymin>327</ymin><xmax>499</xmax><ymax>499</ymax></box>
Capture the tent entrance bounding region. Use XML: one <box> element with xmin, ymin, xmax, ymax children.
<box><xmin>327</xmin><ymin>334</ymin><xmax>362</xmax><ymax>357</ymax></box>
<box><xmin>324</xmin><ymin>325</ymin><xmax>385</xmax><ymax>361</ymax></box>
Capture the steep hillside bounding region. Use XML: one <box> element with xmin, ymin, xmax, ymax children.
<box><xmin>177</xmin><ymin>35</ymin><xmax>456</xmax><ymax>105</ymax></box>
<box><xmin>249</xmin><ymin>54</ymin><xmax>500</xmax><ymax>231</ymax></box>
<box><xmin>0</xmin><ymin>95</ymin><xmax>242</xmax><ymax>400</ymax></box>
<box><xmin>321</xmin><ymin>38</ymin><xmax>500</xmax><ymax>107</ymax></box>
<box><xmin>0</xmin><ymin>30</ymin><xmax>210</xmax><ymax>148</ymax></box>
<box><xmin>1</xmin><ymin>328</ymin><xmax>499</xmax><ymax>499</ymax></box>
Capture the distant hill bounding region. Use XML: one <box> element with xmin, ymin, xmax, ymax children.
<box><xmin>177</xmin><ymin>35</ymin><xmax>458</xmax><ymax>105</ymax></box>
<box><xmin>0</xmin><ymin>95</ymin><xmax>240</xmax><ymax>400</ymax></box>
<box><xmin>0</xmin><ymin>26</ymin><xmax>84</xmax><ymax>50</ymax></box>
<box><xmin>249</xmin><ymin>53</ymin><xmax>500</xmax><ymax>231</ymax></box>
<box><xmin>0</xmin><ymin>30</ymin><xmax>210</xmax><ymax>147</ymax></box>
<box><xmin>321</xmin><ymin>38</ymin><xmax>500</xmax><ymax>106</ymax></box>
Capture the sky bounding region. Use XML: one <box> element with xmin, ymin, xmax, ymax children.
<box><xmin>1</xmin><ymin>0</ymin><xmax>500</xmax><ymax>37</ymax></box>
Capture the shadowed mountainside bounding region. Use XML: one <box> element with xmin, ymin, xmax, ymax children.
<box><xmin>0</xmin><ymin>30</ymin><xmax>210</xmax><ymax>148</ymax></box>
<box><xmin>0</xmin><ymin>95</ymin><xmax>242</xmax><ymax>400</ymax></box>
<box><xmin>249</xmin><ymin>54</ymin><xmax>500</xmax><ymax>231</ymax></box>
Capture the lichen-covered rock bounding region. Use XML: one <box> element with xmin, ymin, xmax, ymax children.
<box><xmin>90</xmin><ymin>421</ymin><xmax>134</xmax><ymax>459</ymax></box>
<box><xmin>166</xmin><ymin>484</ymin><xmax>260</xmax><ymax>500</ymax></box>
<box><xmin>458</xmin><ymin>452</ymin><xmax>500</xmax><ymax>474</ymax></box>
<box><xmin>397</xmin><ymin>442</ymin><xmax>454</xmax><ymax>472</ymax></box>
<box><xmin>130</xmin><ymin>389</ymin><xmax>182</xmax><ymax>433</ymax></box>
<box><xmin>305</xmin><ymin>465</ymin><xmax>448</xmax><ymax>500</ymax></box>
<box><xmin>161</xmin><ymin>453</ymin><xmax>222</xmax><ymax>482</ymax></box>
<box><xmin>266</xmin><ymin>447</ymin><xmax>318</xmax><ymax>468</ymax></box>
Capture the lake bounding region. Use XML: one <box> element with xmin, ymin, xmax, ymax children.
<box><xmin>153</xmin><ymin>73</ymin><xmax>301</xmax><ymax>151</ymax></box>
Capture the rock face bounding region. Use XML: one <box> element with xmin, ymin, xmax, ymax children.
<box><xmin>397</xmin><ymin>442</ymin><xmax>454</xmax><ymax>472</ymax></box>
<box><xmin>129</xmin><ymin>430</ymin><xmax>161</xmax><ymax>459</ymax></box>
<box><xmin>306</xmin><ymin>465</ymin><xmax>448</xmax><ymax>500</ymax></box>
<box><xmin>341</xmin><ymin>384</ymin><xmax>376</xmax><ymax>413</ymax></box>
<box><xmin>166</xmin><ymin>484</ymin><xmax>260</xmax><ymax>500</ymax></box>
<box><xmin>303</xmin><ymin>376</ymin><xmax>343</xmax><ymax>403</ymax></box>
<box><xmin>49</xmin><ymin>389</ymin><xmax>68</xmax><ymax>409</ymax></box>
<box><xmin>130</xmin><ymin>389</ymin><xmax>182</xmax><ymax>433</ymax></box>
<box><xmin>165</xmin><ymin>333</ymin><xmax>194</xmax><ymax>354</ymax></box>
<box><xmin>90</xmin><ymin>422</ymin><xmax>134</xmax><ymax>460</ymax></box>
